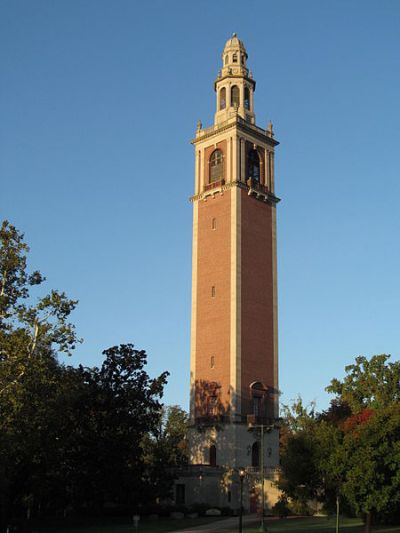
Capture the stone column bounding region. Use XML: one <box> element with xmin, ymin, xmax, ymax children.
<box><xmin>241</xmin><ymin>139</ymin><xmax>246</xmax><ymax>182</ymax></box>
<box><xmin>200</xmin><ymin>149</ymin><xmax>205</xmax><ymax>191</ymax></box>
<box><xmin>265</xmin><ymin>149</ymin><xmax>270</xmax><ymax>189</ymax></box>
<box><xmin>270</xmin><ymin>151</ymin><xmax>275</xmax><ymax>193</ymax></box>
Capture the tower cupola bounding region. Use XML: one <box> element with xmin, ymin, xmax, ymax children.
<box><xmin>214</xmin><ymin>33</ymin><xmax>256</xmax><ymax>126</ymax></box>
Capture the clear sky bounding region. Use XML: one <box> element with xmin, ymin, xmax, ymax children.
<box><xmin>1</xmin><ymin>0</ymin><xmax>400</xmax><ymax>413</ymax></box>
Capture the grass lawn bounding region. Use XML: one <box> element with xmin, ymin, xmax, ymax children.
<box><xmin>37</xmin><ymin>515</ymin><xmax>224</xmax><ymax>532</ymax></box>
<box><xmin>36</xmin><ymin>516</ymin><xmax>400</xmax><ymax>532</ymax></box>
<box><xmin>236</xmin><ymin>516</ymin><xmax>400</xmax><ymax>533</ymax></box>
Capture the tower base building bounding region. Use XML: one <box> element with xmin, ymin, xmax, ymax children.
<box><xmin>175</xmin><ymin>35</ymin><xmax>281</xmax><ymax>512</ymax></box>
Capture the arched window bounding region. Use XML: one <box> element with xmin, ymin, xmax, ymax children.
<box><xmin>220</xmin><ymin>87</ymin><xmax>226</xmax><ymax>110</ymax></box>
<box><xmin>225</xmin><ymin>55</ymin><xmax>228</xmax><ymax>65</ymax></box>
<box><xmin>231</xmin><ymin>85</ymin><xmax>240</xmax><ymax>108</ymax></box>
<box><xmin>244</xmin><ymin>87</ymin><xmax>250</xmax><ymax>110</ymax></box>
<box><xmin>210</xmin><ymin>150</ymin><xmax>224</xmax><ymax>183</ymax></box>
<box><xmin>232</xmin><ymin>53</ymin><xmax>238</xmax><ymax>63</ymax></box>
<box><xmin>251</xmin><ymin>442</ymin><xmax>260</xmax><ymax>468</ymax></box>
<box><xmin>209</xmin><ymin>445</ymin><xmax>217</xmax><ymax>467</ymax></box>
<box><xmin>241</xmin><ymin>54</ymin><xmax>245</xmax><ymax>65</ymax></box>
<box><xmin>248</xmin><ymin>149</ymin><xmax>260</xmax><ymax>182</ymax></box>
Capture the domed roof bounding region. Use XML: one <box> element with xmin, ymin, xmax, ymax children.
<box><xmin>223</xmin><ymin>33</ymin><xmax>247</xmax><ymax>55</ymax></box>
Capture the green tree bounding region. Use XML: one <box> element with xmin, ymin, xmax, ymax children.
<box><xmin>0</xmin><ymin>222</ymin><xmax>171</xmax><ymax>530</ymax></box>
<box><xmin>326</xmin><ymin>354</ymin><xmax>400</xmax><ymax>414</ymax></box>
<box><xmin>279</xmin><ymin>398</ymin><xmax>321</xmax><ymax>511</ymax></box>
<box><xmin>326</xmin><ymin>355</ymin><xmax>400</xmax><ymax>532</ymax></box>
<box><xmin>0</xmin><ymin>220</ymin><xmax>81</xmax><ymax>529</ymax></box>
<box><xmin>0</xmin><ymin>220</ymin><xmax>80</xmax><ymax>398</ymax></box>
<box><xmin>280</xmin><ymin>355</ymin><xmax>400</xmax><ymax>531</ymax></box>
<box><xmin>66</xmin><ymin>344</ymin><xmax>170</xmax><ymax>511</ymax></box>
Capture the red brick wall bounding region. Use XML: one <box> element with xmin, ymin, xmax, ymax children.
<box><xmin>195</xmin><ymin>192</ymin><xmax>231</xmax><ymax>417</ymax></box>
<box><xmin>240</xmin><ymin>189</ymin><xmax>274</xmax><ymax>416</ymax></box>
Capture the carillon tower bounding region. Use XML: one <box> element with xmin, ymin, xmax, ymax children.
<box><xmin>179</xmin><ymin>34</ymin><xmax>281</xmax><ymax>510</ymax></box>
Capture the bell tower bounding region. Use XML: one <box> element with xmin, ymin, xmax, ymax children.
<box><xmin>184</xmin><ymin>34</ymin><xmax>280</xmax><ymax>510</ymax></box>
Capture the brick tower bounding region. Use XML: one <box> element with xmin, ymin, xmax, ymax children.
<box><xmin>177</xmin><ymin>34</ymin><xmax>281</xmax><ymax>511</ymax></box>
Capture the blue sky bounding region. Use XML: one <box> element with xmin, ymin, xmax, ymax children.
<box><xmin>1</xmin><ymin>0</ymin><xmax>400</xmax><ymax>413</ymax></box>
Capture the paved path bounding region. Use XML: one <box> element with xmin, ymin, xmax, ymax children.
<box><xmin>171</xmin><ymin>513</ymin><xmax>260</xmax><ymax>532</ymax></box>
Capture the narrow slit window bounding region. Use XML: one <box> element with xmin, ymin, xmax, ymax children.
<box><xmin>209</xmin><ymin>444</ymin><xmax>217</xmax><ymax>466</ymax></box>
<box><xmin>210</xmin><ymin>149</ymin><xmax>224</xmax><ymax>183</ymax></box>
<box><xmin>248</xmin><ymin>149</ymin><xmax>260</xmax><ymax>182</ymax></box>
<box><xmin>211</xmin><ymin>286</ymin><xmax>216</xmax><ymax>297</ymax></box>
<box><xmin>210</xmin><ymin>355</ymin><xmax>215</xmax><ymax>368</ymax></box>
<box><xmin>220</xmin><ymin>87</ymin><xmax>226</xmax><ymax>110</ymax></box>
<box><xmin>212</xmin><ymin>218</ymin><xmax>217</xmax><ymax>230</ymax></box>
<box><xmin>244</xmin><ymin>87</ymin><xmax>250</xmax><ymax>110</ymax></box>
<box><xmin>231</xmin><ymin>85</ymin><xmax>240</xmax><ymax>108</ymax></box>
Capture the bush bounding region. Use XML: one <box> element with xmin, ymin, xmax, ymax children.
<box><xmin>188</xmin><ymin>503</ymin><xmax>212</xmax><ymax>517</ymax></box>
<box><xmin>287</xmin><ymin>498</ymin><xmax>312</xmax><ymax>516</ymax></box>
<box><xmin>272</xmin><ymin>497</ymin><xmax>290</xmax><ymax>517</ymax></box>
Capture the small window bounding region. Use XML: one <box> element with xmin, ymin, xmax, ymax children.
<box><xmin>210</xmin><ymin>149</ymin><xmax>224</xmax><ymax>183</ymax></box>
<box><xmin>220</xmin><ymin>87</ymin><xmax>226</xmax><ymax>110</ymax></box>
<box><xmin>209</xmin><ymin>445</ymin><xmax>217</xmax><ymax>467</ymax></box>
<box><xmin>225</xmin><ymin>55</ymin><xmax>228</xmax><ymax>65</ymax></box>
<box><xmin>244</xmin><ymin>87</ymin><xmax>250</xmax><ymax>110</ymax></box>
<box><xmin>253</xmin><ymin>396</ymin><xmax>261</xmax><ymax>416</ymax></box>
<box><xmin>211</xmin><ymin>286</ymin><xmax>216</xmax><ymax>297</ymax></box>
<box><xmin>232</xmin><ymin>53</ymin><xmax>238</xmax><ymax>63</ymax></box>
<box><xmin>252</xmin><ymin>442</ymin><xmax>260</xmax><ymax>468</ymax></box>
<box><xmin>176</xmin><ymin>484</ymin><xmax>186</xmax><ymax>505</ymax></box>
<box><xmin>212</xmin><ymin>218</ymin><xmax>217</xmax><ymax>230</ymax></box>
<box><xmin>210</xmin><ymin>355</ymin><xmax>215</xmax><ymax>368</ymax></box>
<box><xmin>241</xmin><ymin>54</ymin><xmax>245</xmax><ymax>65</ymax></box>
<box><xmin>231</xmin><ymin>85</ymin><xmax>239</xmax><ymax>108</ymax></box>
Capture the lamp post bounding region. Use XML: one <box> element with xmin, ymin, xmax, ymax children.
<box><xmin>259</xmin><ymin>423</ymin><xmax>265</xmax><ymax>532</ymax></box>
<box><xmin>239</xmin><ymin>468</ymin><xmax>245</xmax><ymax>533</ymax></box>
<box><xmin>336</xmin><ymin>494</ymin><xmax>340</xmax><ymax>533</ymax></box>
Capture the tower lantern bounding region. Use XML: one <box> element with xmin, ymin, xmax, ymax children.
<box><xmin>214</xmin><ymin>33</ymin><xmax>256</xmax><ymax>125</ymax></box>
<box><xmin>175</xmin><ymin>35</ymin><xmax>281</xmax><ymax>513</ymax></box>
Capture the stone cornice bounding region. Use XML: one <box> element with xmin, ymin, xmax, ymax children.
<box><xmin>192</xmin><ymin>118</ymin><xmax>279</xmax><ymax>148</ymax></box>
<box><xmin>189</xmin><ymin>180</ymin><xmax>281</xmax><ymax>205</ymax></box>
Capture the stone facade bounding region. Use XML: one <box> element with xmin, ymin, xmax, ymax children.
<box><xmin>176</xmin><ymin>34</ymin><xmax>281</xmax><ymax>513</ymax></box>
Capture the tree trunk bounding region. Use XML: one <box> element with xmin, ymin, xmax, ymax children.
<box><xmin>364</xmin><ymin>511</ymin><xmax>373</xmax><ymax>533</ymax></box>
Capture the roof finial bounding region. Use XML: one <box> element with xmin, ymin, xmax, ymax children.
<box><xmin>232</xmin><ymin>32</ymin><xmax>237</xmax><ymax>37</ymax></box>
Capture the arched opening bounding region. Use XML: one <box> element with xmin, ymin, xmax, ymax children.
<box><xmin>251</xmin><ymin>441</ymin><xmax>260</xmax><ymax>468</ymax></box>
<box><xmin>232</xmin><ymin>53</ymin><xmax>238</xmax><ymax>63</ymax></box>
<box><xmin>248</xmin><ymin>149</ymin><xmax>260</xmax><ymax>182</ymax></box>
<box><xmin>244</xmin><ymin>87</ymin><xmax>250</xmax><ymax>110</ymax></box>
<box><xmin>231</xmin><ymin>85</ymin><xmax>240</xmax><ymax>108</ymax></box>
<box><xmin>209</xmin><ymin>444</ymin><xmax>217</xmax><ymax>467</ymax></box>
<box><xmin>209</xmin><ymin>149</ymin><xmax>224</xmax><ymax>183</ymax></box>
<box><xmin>220</xmin><ymin>87</ymin><xmax>226</xmax><ymax>110</ymax></box>
<box><xmin>225</xmin><ymin>55</ymin><xmax>228</xmax><ymax>65</ymax></box>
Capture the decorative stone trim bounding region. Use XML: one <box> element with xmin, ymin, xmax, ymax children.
<box><xmin>189</xmin><ymin>180</ymin><xmax>280</xmax><ymax>204</ymax></box>
<box><xmin>192</xmin><ymin>117</ymin><xmax>279</xmax><ymax>147</ymax></box>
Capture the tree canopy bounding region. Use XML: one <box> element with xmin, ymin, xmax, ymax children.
<box><xmin>0</xmin><ymin>221</ymin><xmax>177</xmax><ymax>531</ymax></box>
<box><xmin>280</xmin><ymin>354</ymin><xmax>400</xmax><ymax>532</ymax></box>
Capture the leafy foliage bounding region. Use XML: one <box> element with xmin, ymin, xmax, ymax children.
<box><xmin>0</xmin><ymin>221</ymin><xmax>175</xmax><ymax>530</ymax></box>
<box><xmin>280</xmin><ymin>354</ymin><xmax>400</xmax><ymax>530</ymax></box>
